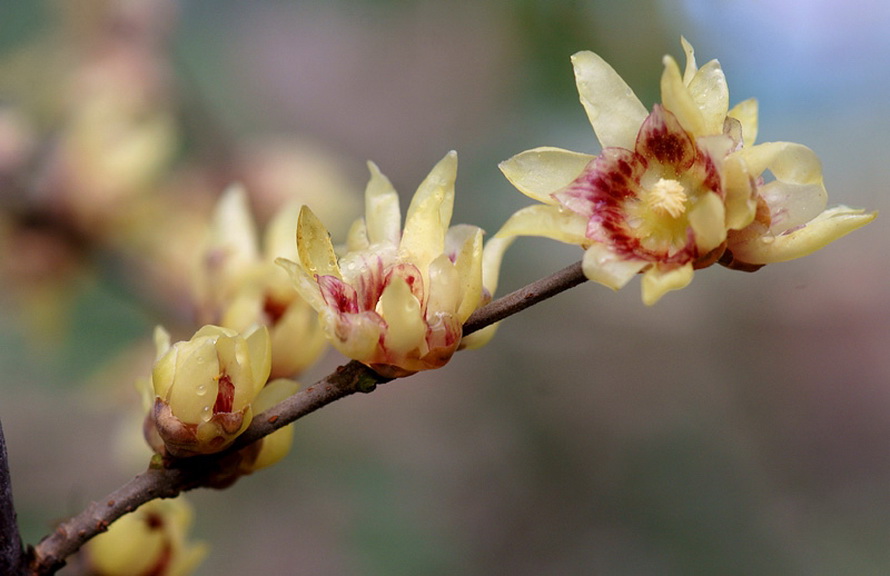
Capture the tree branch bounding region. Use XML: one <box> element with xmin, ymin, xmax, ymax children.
<box><xmin>26</xmin><ymin>260</ymin><xmax>588</xmax><ymax>575</ymax></box>
<box><xmin>0</xmin><ymin>419</ymin><xmax>25</xmax><ymax>576</ymax></box>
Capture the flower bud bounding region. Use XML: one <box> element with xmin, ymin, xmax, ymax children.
<box><xmin>84</xmin><ymin>498</ymin><xmax>206</xmax><ymax>576</ymax></box>
<box><xmin>148</xmin><ymin>324</ymin><xmax>271</xmax><ymax>457</ymax></box>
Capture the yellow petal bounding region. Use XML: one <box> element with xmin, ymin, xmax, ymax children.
<box><xmin>153</xmin><ymin>325</ymin><xmax>172</xmax><ymax>361</ymax></box>
<box><xmin>499</xmin><ymin>147</ymin><xmax>595</xmax><ymax>204</ymax></box>
<box><xmin>571</xmin><ymin>50</ymin><xmax>648</xmax><ymax>150</ymax></box>
<box><xmin>660</xmin><ymin>54</ymin><xmax>707</xmax><ymax>137</ymax></box>
<box><xmin>322</xmin><ymin>309</ymin><xmax>383</xmax><ymax>361</ymax></box>
<box><xmin>263</xmin><ymin>201</ymin><xmax>301</xmax><ymax>261</ymax></box>
<box><xmin>296</xmin><ymin>205</ymin><xmax>341</xmax><ymax>278</ymax></box>
<box><xmin>494</xmin><ymin>204</ymin><xmax>588</xmax><ymax>245</ymax></box>
<box><xmin>686</xmin><ymin>59</ymin><xmax>728</xmax><ymax>135</ymax></box>
<box><xmin>641</xmin><ymin>263</ymin><xmax>694</xmax><ymax>305</ymax></box>
<box><xmin>400</xmin><ymin>151</ymin><xmax>457</xmax><ymax>271</ymax></box>
<box><xmin>426</xmin><ymin>253</ymin><xmax>461</xmax><ymax>317</ymax></box>
<box><xmin>481</xmin><ymin>204</ymin><xmax>588</xmax><ymax>296</ymax></box>
<box><xmin>446</xmin><ymin>225</ymin><xmax>484</xmax><ymax>322</ymax></box>
<box><xmin>244</xmin><ymin>324</ymin><xmax>272</xmax><ymax>390</ymax></box>
<box><xmin>209</xmin><ymin>184</ymin><xmax>260</xmax><ymax>265</ymax></box>
<box><xmin>167</xmin><ymin>338</ymin><xmax>220</xmax><ymax>424</ymax></box>
<box><xmin>728</xmin><ymin>98</ymin><xmax>759</xmax><ymax>147</ymax></box>
<box><xmin>739</xmin><ymin>142</ymin><xmax>827</xmax><ymax>232</ymax></box>
<box><xmin>722</xmin><ymin>152</ymin><xmax>757</xmax><ymax>230</ymax></box>
<box><xmin>379</xmin><ymin>275</ymin><xmax>426</xmax><ymax>357</ymax></box>
<box><xmin>728</xmin><ymin>206</ymin><xmax>877</xmax><ymax>264</ymax></box>
<box><xmin>680</xmin><ymin>36</ymin><xmax>698</xmax><ymax>84</ymax></box>
<box><xmin>275</xmin><ymin>257</ymin><xmax>327</xmax><ymax>312</ymax></box>
<box><xmin>346</xmin><ymin>217</ymin><xmax>370</xmax><ymax>253</ymax></box>
<box><xmin>364</xmin><ymin>161</ymin><xmax>402</xmax><ymax>246</ymax></box>
<box><xmin>582</xmin><ymin>243</ymin><xmax>648</xmax><ymax>290</ymax></box>
<box><xmin>248</xmin><ymin>378</ymin><xmax>300</xmax><ymax>471</ymax></box>
<box><xmin>688</xmin><ymin>191</ymin><xmax>727</xmax><ymax>252</ymax></box>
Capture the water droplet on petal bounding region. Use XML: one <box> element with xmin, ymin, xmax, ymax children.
<box><xmin>200</xmin><ymin>406</ymin><xmax>212</xmax><ymax>422</ymax></box>
<box><xmin>195</xmin><ymin>384</ymin><xmax>207</xmax><ymax>396</ymax></box>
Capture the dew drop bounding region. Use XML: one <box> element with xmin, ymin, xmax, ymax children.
<box><xmin>200</xmin><ymin>406</ymin><xmax>212</xmax><ymax>422</ymax></box>
<box><xmin>195</xmin><ymin>384</ymin><xmax>207</xmax><ymax>396</ymax></box>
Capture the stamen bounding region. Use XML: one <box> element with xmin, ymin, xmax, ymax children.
<box><xmin>645</xmin><ymin>178</ymin><xmax>688</xmax><ymax>218</ymax></box>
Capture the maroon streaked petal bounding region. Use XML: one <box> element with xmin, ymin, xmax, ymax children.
<box><xmin>355</xmin><ymin>255</ymin><xmax>386</xmax><ymax>312</ymax></box>
<box><xmin>636</xmin><ymin>105</ymin><xmax>696</xmax><ymax>171</ymax></box>
<box><xmin>385</xmin><ymin>262</ymin><xmax>425</xmax><ymax>304</ymax></box>
<box><xmin>317</xmin><ymin>275</ymin><xmax>359</xmax><ymax>314</ymax></box>
<box><xmin>553</xmin><ymin>147</ymin><xmax>644</xmax><ymax>219</ymax></box>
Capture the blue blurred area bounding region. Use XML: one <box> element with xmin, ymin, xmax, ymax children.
<box><xmin>2</xmin><ymin>1</ymin><xmax>889</xmax><ymax>575</ymax></box>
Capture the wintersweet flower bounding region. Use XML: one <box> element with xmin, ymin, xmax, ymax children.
<box><xmin>148</xmin><ymin>324</ymin><xmax>271</xmax><ymax>457</ymax></box>
<box><xmin>277</xmin><ymin>151</ymin><xmax>486</xmax><ymax>378</ymax></box>
<box><xmin>493</xmin><ymin>38</ymin><xmax>875</xmax><ymax>304</ymax></box>
<box><xmin>83</xmin><ymin>498</ymin><xmax>206</xmax><ymax>576</ymax></box>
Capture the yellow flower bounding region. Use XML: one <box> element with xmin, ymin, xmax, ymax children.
<box><xmin>84</xmin><ymin>498</ymin><xmax>207</xmax><ymax>576</ymax></box>
<box><xmin>196</xmin><ymin>185</ymin><xmax>328</xmax><ymax>378</ymax></box>
<box><xmin>278</xmin><ymin>151</ymin><xmax>486</xmax><ymax>378</ymax></box>
<box><xmin>148</xmin><ymin>324</ymin><xmax>271</xmax><ymax>457</ymax></box>
<box><xmin>492</xmin><ymin>38</ymin><xmax>875</xmax><ymax>304</ymax></box>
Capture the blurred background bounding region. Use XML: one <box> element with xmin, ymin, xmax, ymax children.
<box><xmin>1</xmin><ymin>0</ymin><xmax>888</xmax><ymax>574</ymax></box>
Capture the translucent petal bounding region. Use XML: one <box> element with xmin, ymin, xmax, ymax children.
<box><xmin>153</xmin><ymin>325</ymin><xmax>172</xmax><ymax>361</ymax></box>
<box><xmin>263</xmin><ymin>201</ymin><xmax>301</xmax><ymax>261</ymax></box>
<box><xmin>244</xmin><ymin>325</ymin><xmax>272</xmax><ymax>391</ymax></box>
<box><xmin>379</xmin><ymin>275</ymin><xmax>426</xmax><ymax>357</ymax></box>
<box><xmin>739</xmin><ymin>142</ymin><xmax>827</xmax><ymax>232</ymax></box>
<box><xmin>364</xmin><ymin>161</ymin><xmax>402</xmax><ymax>246</ymax></box>
<box><xmin>494</xmin><ymin>204</ymin><xmax>588</xmax><ymax>245</ymax></box>
<box><xmin>296</xmin><ymin>206</ymin><xmax>341</xmax><ymax>278</ymax></box>
<box><xmin>499</xmin><ymin>147</ymin><xmax>595</xmax><ymax>204</ymax></box>
<box><xmin>323</xmin><ymin>309</ymin><xmax>384</xmax><ymax>361</ymax></box>
<box><xmin>446</xmin><ymin>225</ymin><xmax>484</xmax><ymax>322</ymax></box>
<box><xmin>686</xmin><ymin>59</ymin><xmax>728</xmax><ymax>135</ymax></box>
<box><xmin>688</xmin><ymin>191</ymin><xmax>727</xmax><ymax>252</ymax></box>
<box><xmin>728</xmin><ymin>98</ymin><xmax>759</xmax><ymax>147</ymax></box>
<box><xmin>641</xmin><ymin>263</ymin><xmax>694</xmax><ymax>305</ymax></box>
<box><xmin>722</xmin><ymin>152</ymin><xmax>757</xmax><ymax>230</ymax></box>
<box><xmin>571</xmin><ymin>51</ymin><xmax>648</xmax><ymax>150</ymax></box>
<box><xmin>401</xmin><ymin>151</ymin><xmax>457</xmax><ymax>270</ymax></box>
<box><xmin>275</xmin><ymin>257</ymin><xmax>327</xmax><ymax>312</ymax></box>
<box><xmin>581</xmin><ymin>243</ymin><xmax>648</xmax><ymax>290</ymax></box>
<box><xmin>727</xmin><ymin>206</ymin><xmax>877</xmax><ymax>264</ymax></box>
<box><xmin>660</xmin><ymin>55</ymin><xmax>706</xmax><ymax>137</ymax></box>
<box><xmin>426</xmin><ymin>254</ymin><xmax>461</xmax><ymax>318</ymax></box>
<box><xmin>209</xmin><ymin>184</ymin><xmax>259</xmax><ymax>266</ymax></box>
<box><xmin>345</xmin><ymin>217</ymin><xmax>369</xmax><ymax>253</ymax></box>
<box><xmin>480</xmin><ymin>236</ymin><xmax>512</xmax><ymax>297</ymax></box>
<box><xmin>680</xmin><ymin>36</ymin><xmax>697</xmax><ymax>85</ymax></box>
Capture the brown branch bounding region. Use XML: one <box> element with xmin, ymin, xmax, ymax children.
<box><xmin>0</xmin><ymin>420</ymin><xmax>25</xmax><ymax>576</ymax></box>
<box><xmin>26</xmin><ymin>261</ymin><xmax>587</xmax><ymax>575</ymax></box>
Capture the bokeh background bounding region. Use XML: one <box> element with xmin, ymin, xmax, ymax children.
<box><xmin>2</xmin><ymin>0</ymin><xmax>889</xmax><ymax>574</ymax></box>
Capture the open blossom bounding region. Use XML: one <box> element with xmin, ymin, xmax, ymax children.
<box><xmin>147</xmin><ymin>324</ymin><xmax>271</xmax><ymax>457</ymax></box>
<box><xmin>277</xmin><ymin>151</ymin><xmax>486</xmax><ymax>378</ymax></box>
<box><xmin>492</xmin><ymin>38</ymin><xmax>875</xmax><ymax>304</ymax></box>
